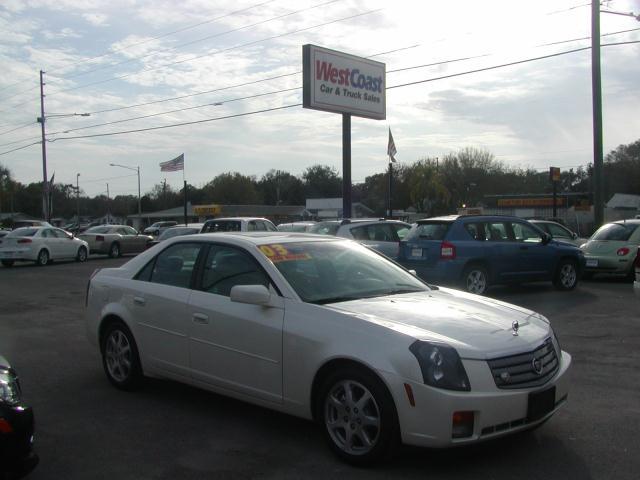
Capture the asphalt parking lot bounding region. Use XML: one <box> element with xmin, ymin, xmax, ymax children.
<box><xmin>1</xmin><ymin>257</ymin><xmax>638</xmax><ymax>480</ymax></box>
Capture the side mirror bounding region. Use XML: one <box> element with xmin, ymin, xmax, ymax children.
<box><xmin>542</xmin><ymin>233</ymin><xmax>552</xmax><ymax>245</ymax></box>
<box><xmin>409</xmin><ymin>269</ymin><xmax>417</xmax><ymax>276</ymax></box>
<box><xmin>572</xmin><ymin>232</ymin><xmax>578</xmax><ymax>239</ymax></box>
<box><xmin>230</xmin><ymin>284</ymin><xmax>271</xmax><ymax>306</ymax></box>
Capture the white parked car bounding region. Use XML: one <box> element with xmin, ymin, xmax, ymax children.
<box><xmin>0</xmin><ymin>226</ymin><xmax>89</xmax><ymax>267</ymax></box>
<box><xmin>86</xmin><ymin>233</ymin><xmax>571</xmax><ymax>464</ymax></box>
<box><xmin>200</xmin><ymin>217</ymin><xmax>278</xmax><ymax>233</ymax></box>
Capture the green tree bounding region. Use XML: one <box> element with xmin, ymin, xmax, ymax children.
<box><xmin>405</xmin><ymin>159</ymin><xmax>450</xmax><ymax>215</ymax></box>
<box><xmin>302</xmin><ymin>165</ymin><xmax>342</xmax><ymax>198</ymax></box>
<box><xmin>258</xmin><ymin>170</ymin><xmax>305</xmax><ymax>205</ymax></box>
<box><xmin>202</xmin><ymin>172</ymin><xmax>260</xmax><ymax>205</ymax></box>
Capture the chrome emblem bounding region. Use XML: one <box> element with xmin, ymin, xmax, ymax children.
<box><xmin>511</xmin><ymin>320</ymin><xmax>519</xmax><ymax>336</ymax></box>
<box><xmin>532</xmin><ymin>356</ymin><xmax>543</xmax><ymax>375</ymax></box>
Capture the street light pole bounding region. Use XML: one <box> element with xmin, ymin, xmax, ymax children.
<box><xmin>38</xmin><ymin>70</ymin><xmax>48</xmax><ymax>222</ymax></box>
<box><xmin>591</xmin><ymin>0</ymin><xmax>604</xmax><ymax>228</ymax></box>
<box><xmin>76</xmin><ymin>173</ymin><xmax>80</xmax><ymax>225</ymax></box>
<box><xmin>109</xmin><ymin>163</ymin><xmax>142</xmax><ymax>219</ymax></box>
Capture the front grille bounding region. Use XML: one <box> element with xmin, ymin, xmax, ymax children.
<box><xmin>487</xmin><ymin>338</ymin><xmax>559</xmax><ymax>389</ymax></box>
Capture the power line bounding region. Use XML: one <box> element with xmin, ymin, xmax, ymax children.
<box><xmin>386</xmin><ymin>40</ymin><xmax>640</xmax><ymax>91</ymax></box>
<box><xmin>0</xmin><ymin>122</ymin><xmax>36</xmax><ymax>137</ymax></box>
<box><xmin>45</xmin><ymin>8</ymin><xmax>383</xmax><ymax>97</ymax></box>
<box><xmin>49</xmin><ymin>103</ymin><xmax>302</xmax><ymax>141</ymax></box>
<box><xmin>0</xmin><ymin>141</ymin><xmax>41</xmax><ymax>157</ymax></box>
<box><xmin>48</xmin><ymin>40</ymin><xmax>640</xmax><ymax>143</ymax></box>
<box><xmin>47</xmin><ymin>0</ymin><xmax>340</xmax><ymax>84</ymax></box>
<box><xmin>0</xmin><ymin>0</ymin><xmax>278</xmax><ymax>97</ymax></box>
<box><xmin>81</xmin><ymin>173</ymin><xmax>138</xmax><ymax>184</ymax></box>
<box><xmin>0</xmin><ymin>135</ymin><xmax>42</xmax><ymax>148</ymax></box>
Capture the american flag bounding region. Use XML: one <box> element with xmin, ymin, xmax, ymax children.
<box><xmin>160</xmin><ymin>153</ymin><xmax>184</xmax><ymax>172</ymax></box>
<box><xmin>387</xmin><ymin>128</ymin><xmax>397</xmax><ymax>163</ymax></box>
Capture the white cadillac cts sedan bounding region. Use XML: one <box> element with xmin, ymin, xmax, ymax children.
<box><xmin>85</xmin><ymin>233</ymin><xmax>571</xmax><ymax>464</ymax></box>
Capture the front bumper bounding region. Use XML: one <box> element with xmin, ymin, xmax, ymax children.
<box><xmin>381</xmin><ymin>350</ymin><xmax>572</xmax><ymax>448</ymax></box>
<box><xmin>0</xmin><ymin>403</ymin><xmax>38</xmax><ymax>476</ymax></box>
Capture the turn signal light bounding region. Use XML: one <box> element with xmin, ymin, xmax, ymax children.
<box><xmin>0</xmin><ymin>418</ymin><xmax>13</xmax><ymax>433</ymax></box>
<box><xmin>452</xmin><ymin>411</ymin><xmax>474</xmax><ymax>438</ymax></box>
<box><xmin>617</xmin><ymin>247</ymin><xmax>630</xmax><ymax>256</ymax></box>
<box><xmin>440</xmin><ymin>241</ymin><xmax>456</xmax><ymax>260</ymax></box>
<box><xmin>17</xmin><ymin>238</ymin><xmax>32</xmax><ymax>244</ymax></box>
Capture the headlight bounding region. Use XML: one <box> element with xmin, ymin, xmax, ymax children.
<box><xmin>0</xmin><ymin>368</ymin><xmax>21</xmax><ymax>405</ymax></box>
<box><xmin>409</xmin><ymin>341</ymin><xmax>471</xmax><ymax>391</ymax></box>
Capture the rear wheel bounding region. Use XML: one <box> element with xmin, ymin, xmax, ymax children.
<box><xmin>108</xmin><ymin>242</ymin><xmax>120</xmax><ymax>258</ymax></box>
<box><xmin>318</xmin><ymin>367</ymin><xmax>398</xmax><ymax>465</ymax></box>
<box><xmin>36</xmin><ymin>249</ymin><xmax>49</xmax><ymax>266</ymax></box>
<box><xmin>462</xmin><ymin>265</ymin><xmax>489</xmax><ymax>295</ymax></box>
<box><xmin>554</xmin><ymin>259</ymin><xmax>578</xmax><ymax>290</ymax></box>
<box><xmin>101</xmin><ymin>322</ymin><xmax>142</xmax><ymax>391</ymax></box>
<box><xmin>1</xmin><ymin>260</ymin><xmax>14</xmax><ymax>267</ymax></box>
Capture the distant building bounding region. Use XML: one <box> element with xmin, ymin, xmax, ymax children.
<box><xmin>305</xmin><ymin>198</ymin><xmax>374</xmax><ymax>219</ymax></box>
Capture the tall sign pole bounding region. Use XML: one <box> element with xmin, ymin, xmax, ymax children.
<box><xmin>303</xmin><ymin>45</ymin><xmax>386</xmax><ymax>220</ymax></box>
<box><xmin>591</xmin><ymin>0</ymin><xmax>604</xmax><ymax>227</ymax></box>
<box><xmin>342</xmin><ymin>114</ymin><xmax>351</xmax><ymax>218</ymax></box>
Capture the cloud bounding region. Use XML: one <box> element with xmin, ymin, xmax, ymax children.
<box><xmin>82</xmin><ymin>12</ymin><xmax>109</xmax><ymax>26</ymax></box>
<box><xmin>43</xmin><ymin>27</ymin><xmax>82</xmax><ymax>39</ymax></box>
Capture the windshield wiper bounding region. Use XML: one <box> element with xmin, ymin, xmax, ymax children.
<box><xmin>312</xmin><ymin>295</ymin><xmax>362</xmax><ymax>305</ymax></box>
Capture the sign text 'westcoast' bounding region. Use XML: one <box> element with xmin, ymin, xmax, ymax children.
<box><xmin>315</xmin><ymin>60</ymin><xmax>383</xmax><ymax>104</ymax></box>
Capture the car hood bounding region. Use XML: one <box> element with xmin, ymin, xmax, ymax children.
<box><xmin>326</xmin><ymin>288</ymin><xmax>551</xmax><ymax>359</ymax></box>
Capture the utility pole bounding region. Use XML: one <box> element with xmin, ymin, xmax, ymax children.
<box><xmin>38</xmin><ymin>70</ymin><xmax>48</xmax><ymax>222</ymax></box>
<box><xmin>591</xmin><ymin>0</ymin><xmax>604</xmax><ymax>228</ymax></box>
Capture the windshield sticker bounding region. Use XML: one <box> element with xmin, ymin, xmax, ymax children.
<box><xmin>259</xmin><ymin>244</ymin><xmax>311</xmax><ymax>263</ymax></box>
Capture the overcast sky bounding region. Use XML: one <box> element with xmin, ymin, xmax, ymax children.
<box><xmin>1</xmin><ymin>0</ymin><xmax>639</xmax><ymax>197</ymax></box>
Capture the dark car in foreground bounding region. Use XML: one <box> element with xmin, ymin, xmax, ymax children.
<box><xmin>0</xmin><ymin>356</ymin><xmax>37</xmax><ymax>478</ymax></box>
<box><xmin>399</xmin><ymin>215</ymin><xmax>585</xmax><ymax>295</ymax></box>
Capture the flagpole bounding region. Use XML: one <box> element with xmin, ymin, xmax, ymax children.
<box><xmin>183</xmin><ymin>154</ymin><xmax>188</xmax><ymax>226</ymax></box>
<box><xmin>388</xmin><ymin>158</ymin><xmax>393</xmax><ymax>219</ymax></box>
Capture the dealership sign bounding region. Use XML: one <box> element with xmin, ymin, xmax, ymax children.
<box><xmin>303</xmin><ymin>44</ymin><xmax>386</xmax><ymax>120</ymax></box>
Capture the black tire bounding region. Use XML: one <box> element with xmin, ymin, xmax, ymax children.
<box><xmin>1</xmin><ymin>260</ymin><xmax>14</xmax><ymax>267</ymax></box>
<box><xmin>36</xmin><ymin>249</ymin><xmax>49</xmax><ymax>266</ymax></box>
<box><xmin>553</xmin><ymin>259</ymin><xmax>578</xmax><ymax>290</ymax></box>
<box><xmin>462</xmin><ymin>264</ymin><xmax>489</xmax><ymax>295</ymax></box>
<box><xmin>317</xmin><ymin>366</ymin><xmax>399</xmax><ymax>466</ymax></box>
<box><xmin>76</xmin><ymin>246</ymin><xmax>88</xmax><ymax>263</ymax></box>
<box><xmin>100</xmin><ymin>322</ymin><xmax>143</xmax><ymax>391</ymax></box>
<box><xmin>625</xmin><ymin>265</ymin><xmax>635</xmax><ymax>283</ymax></box>
<box><xmin>108</xmin><ymin>242</ymin><xmax>120</xmax><ymax>258</ymax></box>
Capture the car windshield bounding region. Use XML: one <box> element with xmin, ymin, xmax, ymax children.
<box><xmin>158</xmin><ymin>227</ymin><xmax>199</xmax><ymax>240</ymax></box>
<box><xmin>7</xmin><ymin>228</ymin><xmax>38</xmax><ymax>237</ymax></box>
<box><xmin>308</xmin><ymin>223</ymin><xmax>339</xmax><ymax>235</ymax></box>
<box><xmin>86</xmin><ymin>226</ymin><xmax>112</xmax><ymax>234</ymax></box>
<box><xmin>592</xmin><ymin>223</ymin><xmax>639</xmax><ymax>241</ymax></box>
<box><xmin>260</xmin><ymin>240</ymin><xmax>428</xmax><ymax>304</ymax></box>
<box><xmin>406</xmin><ymin>221</ymin><xmax>451</xmax><ymax>241</ymax></box>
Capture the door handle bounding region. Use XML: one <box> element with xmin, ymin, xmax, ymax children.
<box><xmin>133</xmin><ymin>296</ymin><xmax>146</xmax><ymax>306</ymax></box>
<box><xmin>192</xmin><ymin>313</ymin><xmax>209</xmax><ymax>324</ymax></box>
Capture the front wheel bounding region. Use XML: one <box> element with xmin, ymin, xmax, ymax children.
<box><xmin>318</xmin><ymin>367</ymin><xmax>398</xmax><ymax>465</ymax></box>
<box><xmin>36</xmin><ymin>249</ymin><xmax>49</xmax><ymax>266</ymax></box>
<box><xmin>76</xmin><ymin>246</ymin><xmax>88</xmax><ymax>262</ymax></box>
<box><xmin>462</xmin><ymin>265</ymin><xmax>489</xmax><ymax>295</ymax></box>
<box><xmin>554</xmin><ymin>259</ymin><xmax>578</xmax><ymax>290</ymax></box>
<box><xmin>101</xmin><ymin>322</ymin><xmax>142</xmax><ymax>391</ymax></box>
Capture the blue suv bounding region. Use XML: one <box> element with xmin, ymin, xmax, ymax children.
<box><xmin>398</xmin><ymin>215</ymin><xmax>585</xmax><ymax>294</ymax></box>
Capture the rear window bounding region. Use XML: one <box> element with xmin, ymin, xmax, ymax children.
<box><xmin>592</xmin><ymin>223</ymin><xmax>638</xmax><ymax>241</ymax></box>
<box><xmin>202</xmin><ymin>221</ymin><xmax>241</xmax><ymax>233</ymax></box>
<box><xmin>407</xmin><ymin>222</ymin><xmax>451</xmax><ymax>241</ymax></box>
<box><xmin>8</xmin><ymin>228</ymin><xmax>38</xmax><ymax>237</ymax></box>
<box><xmin>308</xmin><ymin>223</ymin><xmax>340</xmax><ymax>236</ymax></box>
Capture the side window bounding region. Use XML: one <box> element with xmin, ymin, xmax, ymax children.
<box><xmin>350</xmin><ymin>225</ymin><xmax>369</xmax><ymax>240</ymax></box>
<box><xmin>368</xmin><ymin>224</ymin><xmax>394</xmax><ymax>242</ymax></box>
<box><xmin>247</xmin><ymin>221</ymin><xmax>257</xmax><ymax>232</ymax></box>
<box><xmin>201</xmin><ymin>246</ymin><xmax>269</xmax><ymax>297</ymax></box>
<box><xmin>464</xmin><ymin>222</ymin><xmax>485</xmax><ymax>241</ymax></box>
<box><xmin>512</xmin><ymin>223</ymin><xmax>542</xmax><ymax>243</ymax></box>
<box><xmin>125</xmin><ymin>226</ymin><xmax>137</xmax><ymax>236</ymax></box>
<box><xmin>265</xmin><ymin>221</ymin><xmax>278</xmax><ymax>232</ymax></box>
<box><xmin>41</xmin><ymin>229</ymin><xmax>53</xmax><ymax>238</ymax></box>
<box><xmin>392</xmin><ymin>224</ymin><xmax>409</xmax><ymax>240</ymax></box>
<box><xmin>485</xmin><ymin>222</ymin><xmax>509</xmax><ymax>241</ymax></box>
<box><xmin>144</xmin><ymin>243</ymin><xmax>202</xmax><ymax>288</ymax></box>
<box><xmin>116</xmin><ymin>228</ymin><xmax>128</xmax><ymax>235</ymax></box>
<box><xmin>255</xmin><ymin>221</ymin><xmax>267</xmax><ymax>231</ymax></box>
<box><xmin>547</xmin><ymin>223</ymin><xmax>570</xmax><ymax>239</ymax></box>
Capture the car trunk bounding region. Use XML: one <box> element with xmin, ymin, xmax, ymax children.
<box><xmin>400</xmin><ymin>221</ymin><xmax>453</xmax><ymax>267</ymax></box>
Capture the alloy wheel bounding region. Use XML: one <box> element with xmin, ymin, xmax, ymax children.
<box><xmin>105</xmin><ymin>330</ymin><xmax>132</xmax><ymax>383</ymax></box>
<box><xmin>559</xmin><ymin>263</ymin><xmax>576</xmax><ymax>288</ymax></box>
<box><xmin>466</xmin><ymin>270</ymin><xmax>487</xmax><ymax>294</ymax></box>
<box><xmin>324</xmin><ymin>380</ymin><xmax>381</xmax><ymax>456</ymax></box>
